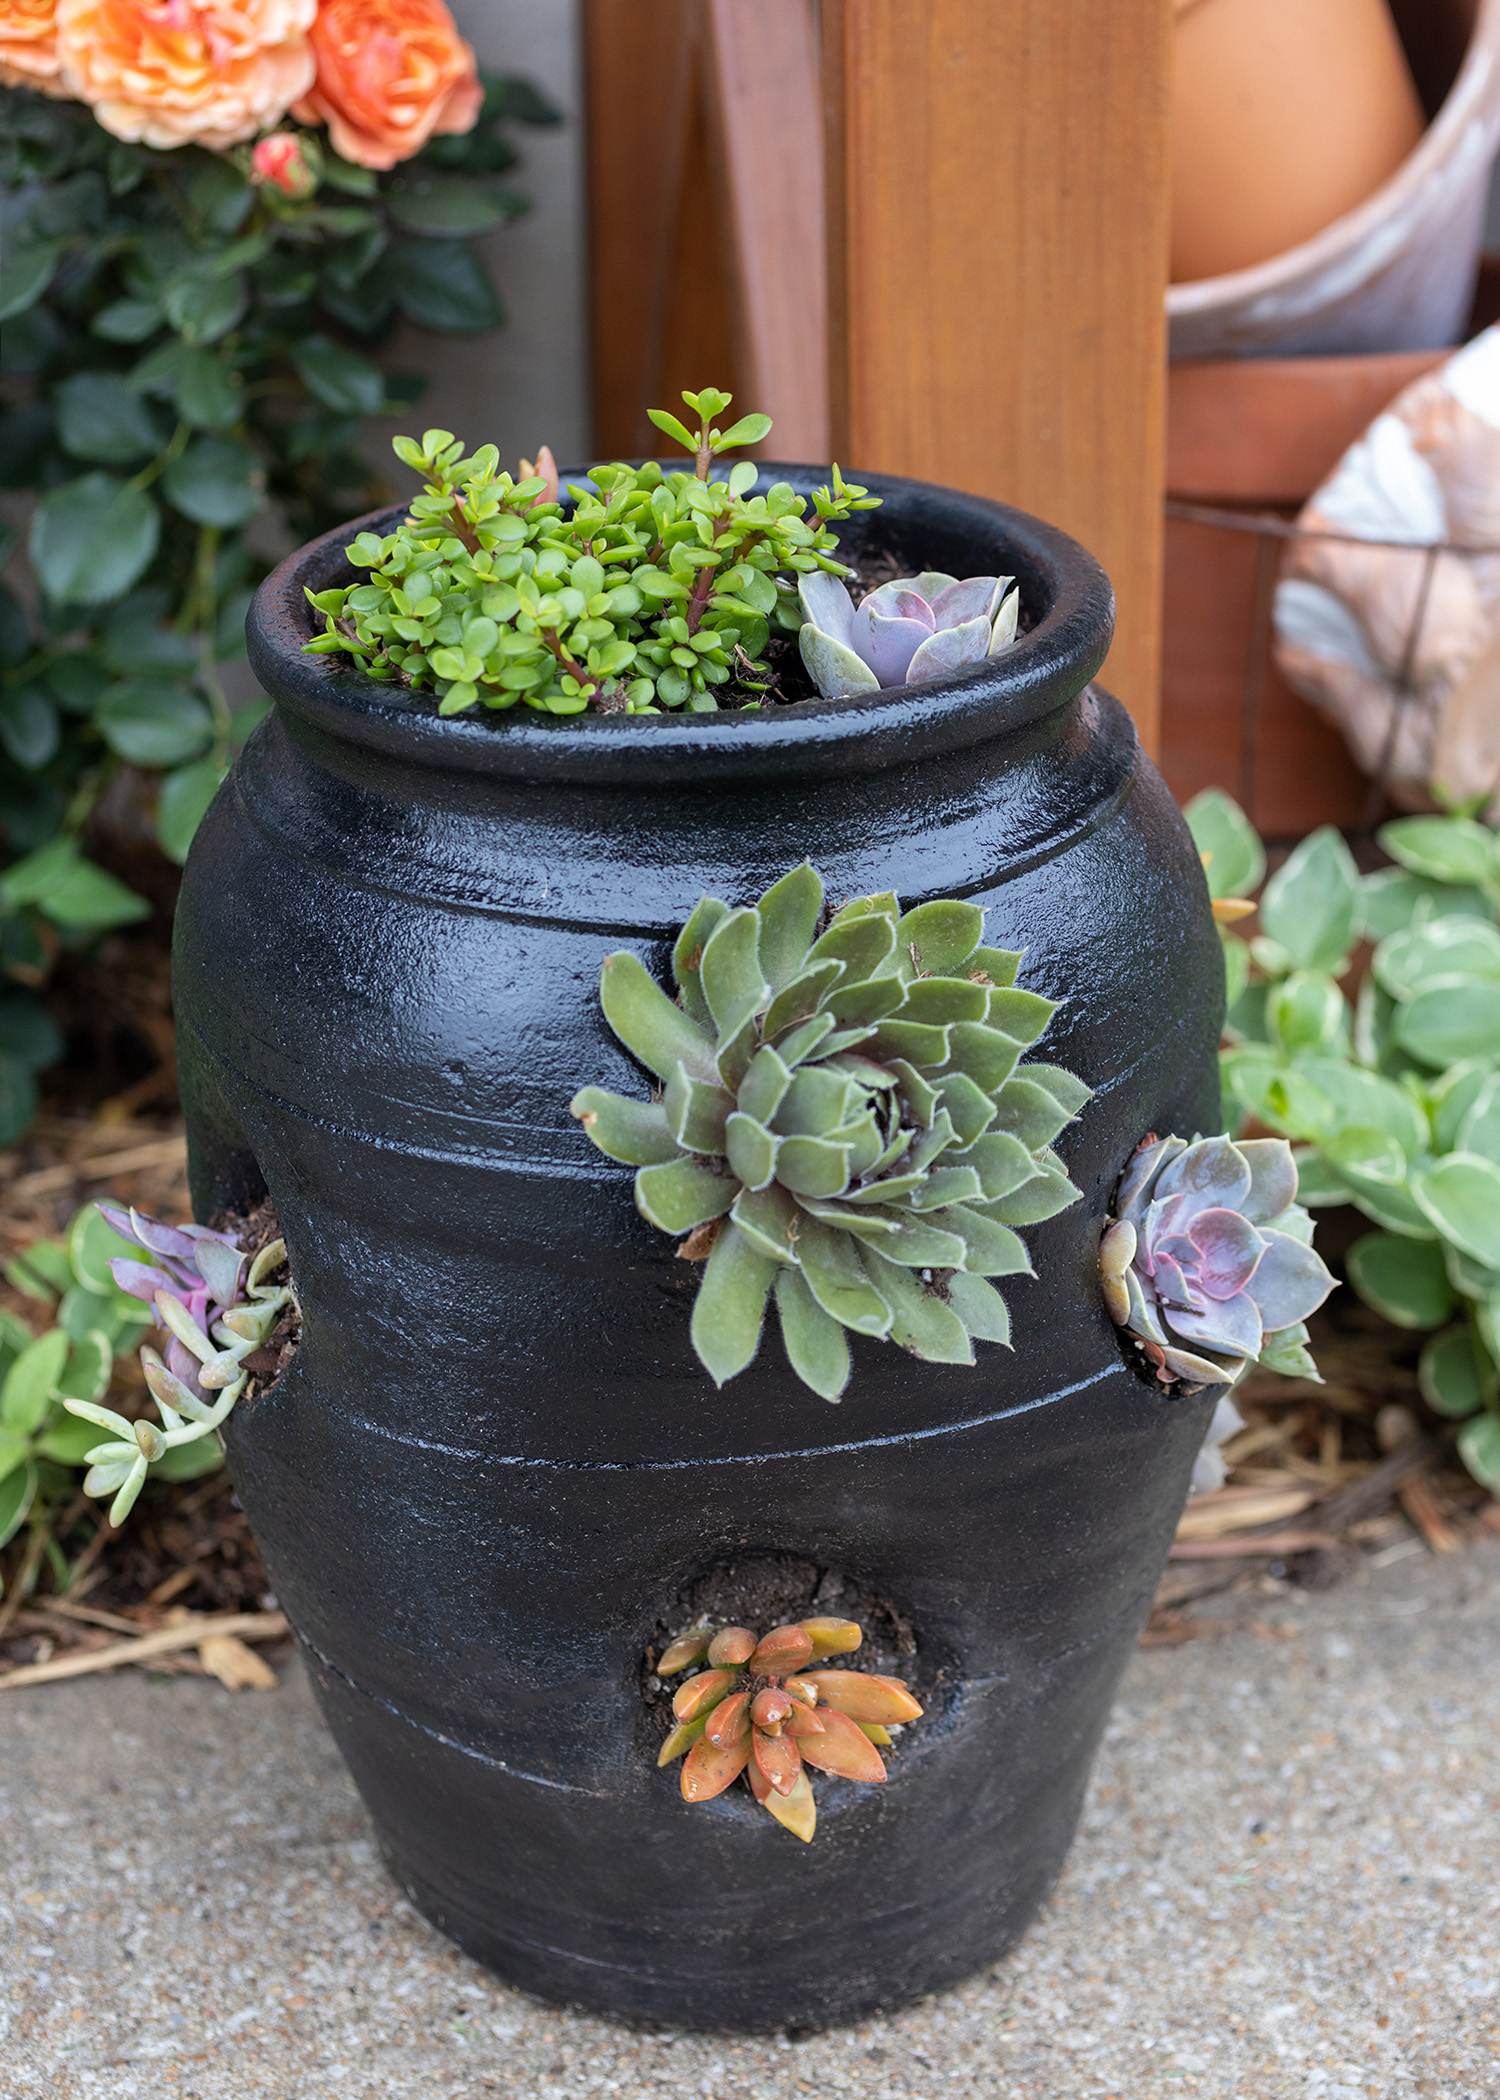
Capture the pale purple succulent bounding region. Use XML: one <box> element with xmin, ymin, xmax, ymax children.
<box><xmin>100</xmin><ymin>1204</ymin><xmax>246</xmax><ymax>1398</ymax></box>
<box><xmin>798</xmin><ymin>569</ymin><xmax>1020</xmax><ymax>700</ymax></box>
<box><xmin>1099</xmin><ymin>1134</ymin><xmax>1335</xmax><ymax>1390</ymax></box>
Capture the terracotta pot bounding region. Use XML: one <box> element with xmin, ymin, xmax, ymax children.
<box><xmin>1160</xmin><ymin>349</ymin><xmax>1445</xmax><ymax>836</ymax></box>
<box><xmin>1171</xmin><ymin>0</ymin><xmax>1425</xmax><ymax>284</ymax></box>
<box><xmin>178</xmin><ymin>469</ymin><xmax>1225</xmax><ymax>2032</ymax></box>
<box><xmin>1169</xmin><ymin>0</ymin><xmax>1500</xmax><ymax>357</ymax></box>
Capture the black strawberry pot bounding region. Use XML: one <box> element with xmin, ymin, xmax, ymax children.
<box><xmin>177</xmin><ymin>465</ymin><xmax>1223</xmax><ymax>2032</ymax></box>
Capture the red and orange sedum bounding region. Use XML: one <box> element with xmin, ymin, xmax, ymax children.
<box><xmin>54</xmin><ymin>0</ymin><xmax>317</xmax><ymax>150</ymax></box>
<box><xmin>654</xmin><ymin>1616</ymin><xmax>923</xmax><ymax>1843</ymax></box>
<box><xmin>292</xmin><ymin>0</ymin><xmax>479</xmax><ymax>170</ymax></box>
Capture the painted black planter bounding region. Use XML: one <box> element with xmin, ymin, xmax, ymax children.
<box><xmin>177</xmin><ymin>466</ymin><xmax>1223</xmax><ymax>2032</ymax></box>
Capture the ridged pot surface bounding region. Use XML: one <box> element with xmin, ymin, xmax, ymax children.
<box><xmin>177</xmin><ymin>466</ymin><xmax>1223</xmax><ymax>2031</ymax></box>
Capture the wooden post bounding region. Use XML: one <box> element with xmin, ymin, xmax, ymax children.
<box><xmin>583</xmin><ymin>0</ymin><xmax>826</xmax><ymax>462</ymax></box>
<box><xmin>822</xmin><ymin>1</ymin><xmax>1173</xmax><ymax>749</ymax></box>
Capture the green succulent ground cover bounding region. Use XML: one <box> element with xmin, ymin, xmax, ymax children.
<box><xmin>0</xmin><ymin>76</ymin><xmax>557</xmax><ymax>1144</ymax></box>
<box><xmin>572</xmin><ymin>860</ymin><xmax>1088</xmax><ymax>1400</ymax></box>
<box><xmin>304</xmin><ymin>388</ymin><xmax>880</xmax><ymax>716</ymax></box>
<box><xmin>0</xmin><ymin>1201</ymin><xmax>216</xmax><ymax>1590</ymax></box>
<box><xmin>1189</xmin><ymin>789</ymin><xmax>1500</xmax><ymax>1493</ymax></box>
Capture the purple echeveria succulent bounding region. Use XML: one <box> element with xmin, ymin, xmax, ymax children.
<box><xmin>1099</xmin><ymin>1134</ymin><xmax>1334</xmax><ymax>1390</ymax></box>
<box><xmin>64</xmin><ymin>1205</ymin><xmax>293</xmax><ymax>1526</ymax></box>
<box><xmin>798</xmin><ymin>570</ymin><xmax>1019</xmax><ymax>700</ymax></box>
<box><xmin>99</xmin><ymin>1205</ymin><xmax>246</xmax><ymax>1398</ymax></box>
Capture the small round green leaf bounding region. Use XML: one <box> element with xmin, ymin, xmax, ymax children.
<box><xmin>1184</xmin><ymin>788</ymin><xmax>1265</xmax><ymax>901</ymax></box>
<box><xmin>1346</xmin><ymin>1232</ymin><xmax>1455</xmax><ymax>1330</ymax></box>
<box><xmin>1418</xmin><ymin>1326</ymin><xmax>1495</xmax><ymax>1419</ymax></box>
<box><xmin>1410</xmin><ymin>1153</ymin><xmax>1500</xmax><ymax>1268</ymax></box>
<box><xmin>1457</xmin><ymin>1411</ymin><xmax>1500</xmax><ymax>1490</ymax></box>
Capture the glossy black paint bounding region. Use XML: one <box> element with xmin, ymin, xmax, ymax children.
<box><xmin>178</xmin><ymin>467</ymin><xmax>1223</xmax><ymax>2031</ymax></box>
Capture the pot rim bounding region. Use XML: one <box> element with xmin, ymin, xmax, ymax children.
<box><xmin>1167</xmin><ymin>0</ymin><xmax>1500</xmax><ymax>321</ymax></box>
<box><xmin>246</xmin><ymin>463</ymin><xmax>1115</xmax><ymax>787</ymax></box>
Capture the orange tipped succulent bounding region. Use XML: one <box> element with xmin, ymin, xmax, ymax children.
<box><xmin>652</xmin><ymin>1613</ymin><xmax>921</xmax><ymax>1843</ymax></box>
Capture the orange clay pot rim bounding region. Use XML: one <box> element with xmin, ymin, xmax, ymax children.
<box><xmin>1168</xmin><ymin>0</ymin><xmax>1500</xmax><ymax>310</ymax></box>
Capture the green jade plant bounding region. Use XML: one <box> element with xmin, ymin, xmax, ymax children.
<box><xmin>1188</xmin><ymin>788</ymin><xmax>1500</xmax><ymax>1492</ymax></box>
<box><xmin>653</xmin><ymin>1614</ymin><xmax>923</xmax><ymax>1843</ymax></box>
<box><xmin>570</xmin><ymin>859</ymin><xmax>1090</xmax><ymax>1399</ymax></box>
<box><xmin>304</xmin><ymin>385</ymin><xmax>881</xmax><ymax>715</ymax></box>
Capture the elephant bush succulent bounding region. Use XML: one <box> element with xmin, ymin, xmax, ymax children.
<box><xmin>1100</xmin><ymin>1133</ymin><xmax>1334</xmax><ymax>1391</ymax></box>
<box><xmin>797</xmin><ymin>569</ymin><xmax>1019</xmax><ymax>700</ymax></box>
<box><xmin>653</xmin><ymin>1614</ymin><xmax>922</xmax><ymax>1842</ymax></box>
<box><xmin>571</xmin><ymin>861</ymin><xmax>1090</xmax><ymax>1399</ymax></box>
<box><xmin>305</xmin><ymin>386</ymin><xmax>880</xmax><ymax>716</ymax></box>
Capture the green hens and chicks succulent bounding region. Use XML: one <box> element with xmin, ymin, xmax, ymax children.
<box><xmin>571</xmin><ymin>859</ymin><xmax>1089</xmax><ymax>1399</ymax></box>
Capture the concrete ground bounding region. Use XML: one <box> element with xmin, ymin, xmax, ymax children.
<box><xmin>2</xmin><ymin>1541</ymin><xmax>1497</xmax><ymax>2100</ymax></box>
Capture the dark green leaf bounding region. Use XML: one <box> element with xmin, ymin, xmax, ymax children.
<box><xmin>386</xmin><ymin>180</ymin><xmax>512</xmax><ymax>237</ymax></box>
<box><xmin>0</xmin><ymin>995</ymin><xmax>63</xmax><ymax>1072</ymax></box>
<box><xmin>164</xmin><ymin>270</ymin><xmax>247</xmax><ymax>344</ymax></box>
<box><xmin>290</xmin><ymin>334</ymin><xmax>385</xmax><ymax>416</ymax></box>
<box><xmin>0</xmin><ymin>241</ymin><xmax>61</xmax><ymax>322</ymax></box>
<box><xmin>0</xmin><ymin>402</ymin><xmax>55</xmax><ymax>486</ymax></box>
<box><xmin>162</xmin><ymin>439</ymin><xmax>261</xmax><ymax>528</ymax></box>
<box><xmin>174</xmin><ymin>348</ymin><xmax>241</xmax><ymax>430</ymax></box>
<box><xmin>1</xmin><ymin>838</ymin><xmax>150</xmax><ymax>931</ymax></box>
<box><xmin>54</xmin><ymin>372</ymin><xmax>160</xmax><ymax>464</ymax></box>
<box><xmin>0</xmin><ymin>1055</ymin><xmax>39</xmax><ymax>1146</ymax></box>
<box><xmin>188</xmin><ymin>157</ymin><xmax>254</xmax><ymax>234</ymax></box>
<box><xmin>384</xmin><ymin>238</ymin><xmax>504</xmax><ymax>333</ymax></box>
<box><xmin>91</xmin><ymin>297</ymin><xmax>163</xmax><ymax>343</ymax></box>
<box><xmin>0</xmin><ymin>581</ymin><xmax>25</xmax><ymax>668</ymax></box>
<box><xmin>29</xmin><ymin>475</ymin><xmax>160</xmax><ymax>606</ymax></box>
<box><xmin>95</xmin><ymin>682</ymin><xmax>214</xmax><ymax>767</ymax></box>
<box><xmin>0</xmin><ymin>688</ymin><xmax>59</xmax><ymax>771</ymax></box>
<box><xmin>155</xmin><ymin>756</ymin><xmax>224</xmax><ymax>864</ymax></box>
<box><xmin>100</xmin><ymin>592</ymin><xmax>197</xmax><ymax>676</ymax></box>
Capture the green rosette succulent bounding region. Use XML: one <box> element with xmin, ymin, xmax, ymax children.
<box><xmin>570</xmin><ymin>863</ymin><xmax>1091</xmax><ymax>1399</ymax></box>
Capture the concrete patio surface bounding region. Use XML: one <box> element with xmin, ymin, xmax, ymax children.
<box><xmin>3</xmin><ymin>1539</ymin><xmax>1497</xmax><ymax>2100</ymax></box>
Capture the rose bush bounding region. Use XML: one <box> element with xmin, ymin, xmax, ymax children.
<box><xmin>0</xmin><ymin>0</ymin><xmax>64</xmax><ymax>95</ymax></box>
<box><xmin>0</xmin><ymin>22</ymin><xmax>559</xmax><ymax>1142</ymax></box>
<box><xmin>294</xmin><ymin>0</ymin><xmax>480</xmax><ymax>170</ymax></box>
<box><xmin>55</xmin><ymin>0</ymin><xmax>317</xmax><ymax>149</ymax></box>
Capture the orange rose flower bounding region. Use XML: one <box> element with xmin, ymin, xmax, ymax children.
<box><xmin>293</xmin><ymin>0</ymin><xmax>481</xmax><ymax>171</ymax></box>
<box><xmin>0</xmin><ymin>0</ymin><xmax>67</xmax><ymax>95</ymax></box>
<box><xmin>56</xmin><ymin>0</ymin><xmax>317</xmax><ymax>150</ymax></box>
